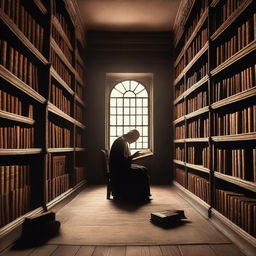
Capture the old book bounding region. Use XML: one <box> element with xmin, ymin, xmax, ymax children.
<box><xmin>151</xmin><ymin>210</ymin><xmax>186</xmax><ymax>227</ymax></box>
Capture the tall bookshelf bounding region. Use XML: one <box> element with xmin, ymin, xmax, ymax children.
<box><xmin>0</xmin><ymin>0</ymin><xmax>86</xmax><ymax>235</ymax></box>
<box><xmin>173</xmin><ymin>0</ymin><xmax>256</xmax><ymax>253</ymax></box>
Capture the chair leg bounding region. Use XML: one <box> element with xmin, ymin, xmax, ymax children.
<box><xmin>107</xmin><ymin>183</ymin><xmax>111</xmax><ymax>199</ymax></box>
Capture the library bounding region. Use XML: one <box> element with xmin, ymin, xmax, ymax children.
<box><xmin>0</xmin><ymin>0</ymin><xmax>255</xmax><ymax>255</ymax></box>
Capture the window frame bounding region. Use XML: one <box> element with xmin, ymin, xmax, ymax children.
<box><xmin>105</xmin><ymin>73</ymin><xmax>154</xmax><ymax>154</ymax></box>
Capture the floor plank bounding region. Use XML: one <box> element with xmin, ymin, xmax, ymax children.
<box><xmin>108</xmin><ymin>246</ymin><xmax>126</xmax><ymax>256</ymax></box>
<box><xmin>75</xmin><ymin>246</ymin><xmax>96</xmax><ymax>256</ymax></box>
<box><xmin>179</xmin><ymin>245</ymin><xmax>216</xmax><ymax>256</ymax></box>
<box><xmin>0</xmin><ymin>247</ymin><xmax>35</xmax><ymax>256</ymax></box>
<box><xmin>210</xmin><ymin>244</ymin><xmax>245</xmax><ymax>256</ymax></box>
<box><xmin>28</xmin><ymin>245</ymin><xmax>58</xmax><ymax>256</ymax></box>
<box><xmin>126</xmin><ymin>246</ymin><xmax>162</xmax><ymax>256</ymax></box>
<box><xmin>92</xmin><ymin>246</ymin><xmax>111</xmax><ymax>256</ymax></box>
<box><xmin>160</xmin><ymin>246</ymin><xmax>181</xmax><ymax>256</ymax></box>
<box><xmin>50</xmin><ymin>245</ymin><xmax>80</xmax><ymax>256</ymax></box>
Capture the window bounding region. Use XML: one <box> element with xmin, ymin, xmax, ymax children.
<box><xmin>109</xmin><ymin>80</ymin><xmax>149</xmax><ymax>152</ymax></box>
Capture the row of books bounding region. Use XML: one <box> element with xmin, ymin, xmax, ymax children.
<box><xmin>0</xmin><ymin>186</ymin><xmax>30</xmax><ymax>227</ymax></box>
<box><xmin>0</xmin><ymin>89</ymin><xmax>33</xmax><ymax>118</ymax></box>
<box><xmin>174</xmin><ymin>101</ymin><xmax>185</xmax><ymax>119</ymax></box>
<box><xmin>186</xmin><ymin>62</ymin><xmax>208</xmax><ymax>89</ymax></box>
<box><xmin>76</xmin><ymin>82</ymin><xmax>84</xmax><ymax>100</ymax></box>
<box><xmin>50</xmin><ymin>83</ymin><xmax>71</xmax><ymax>116</ymax></box>
<box><xmin>76</xmin><ymin>132</ymin><xmax>83</xmax><ymax>148</ymax></box>
<box><xmin>184</xmin><ymin>0</ymin><xmax>207</xmax><ymax>42</ymax></box>
<box><xmin>47</xmin><ymin>155</ymin><xmax>66</xmax><ymax>180</ymax></box>
<box><xmin>187</xmin><ymin>117</ymin><xmax>209</xmax><ymax>138</ymax></box>
<box><xmin>0</xmin><ymin>0</ymin><xmax>44</xmax><ymax>53</ymax></box>
<box><xmin>48</xmin><ymin>122</ymin><xmax>71</xmax><ymax>148</ymax></box>
<box><xmin>215</xmin><ymin>148</ymin><xmax>256</xmax><ymax>181</ymax></box>
<box><xmin>213</xmin><ymin>0</ymin><xmax>250</xmax><ymax>31</ymax></box>
<box><xmin>187</xmin><ymin>146</ymin><xmax>210</xmax><ymax>168</ymax></box>
<box><xmin>188</xmin><ymin>172</ymin><xmax>210</xmax><ymax>204</ymax></box>
<box><xmin>0</xmin><ymin>125</ymin><xmax>34</xmax><ymax>148</ymax></box>
<box><xmin>213</xmin><ymin>64</ymin><xmax>256</xmax><ymax>102</ymax></box>
<box><xmin>73</xmin><ymin>167</ymin><xmax>85</xmax><ymax>185</ymax></box>
<box><xmin>215</xmin><ymin>189</ymin><xmax>256</xmax><ymax>237</ymax></box>
<box><xmin>52</xmin><ymin>26</ymin><xmax>73</xmax><ymax>64</ymax></box>
<box><xmin>75</xmin><ymin>103</ymin><xmax>84</xmax><ymax>123</ymax></box>
<box><xmin>186</xmin><ymin>27</ymin><xmax>208</xmax><ymax>63</ymax></box>
<box><xmin>175</xmin><ymin>57</ymin><xmax>185</xmax><ymax>78</ymax></box>
<box><xmin>76</xmin><ymin>62</ymin><xmax>84</xmax><ymax>81</ymax></box>
<box><xmin>175</xmin><ymin>124</ymin><xmax>185</xmax><ymax>139</ymax></box>
<box><xmin>175</xmin><ymin>146</ymin><xmax>185</xmax><ymax>161</ymax></box>
<box><xmin>187</xmin><ymin>89</ymin><xmax>208</xmax><ymax>113</ymax></box>
<box><xmin>52</xmin><ymin>0</ymin><xmax>72</xmax><ymax>43</ymax></box>
<box><xmin>216</xmin><ymin>14</ymin><xmax>256</xmax><ymax>66</ymax></box>
<box><xmin>46</xmin><ymin>174</ymin><xmax>69</xmax><ymax>202</ymax></box>
<box><xmin>51</xmin><ymin>51</ymin><xmax>72</xmax><ymax>86</ymax></box>
<box><xmin>0</xmin><ymin>165</ymin><xmax>30</xmax><ymax>195</ymax></box>
<box><xmin>175</xmin><ymin>168</ymin><xmax>186</xmax><ymax>187</ymax></box>
<box><xmin>214</xmin><ymin>105</ymin><xmax>256</xmax><ymax>135</ymax></box>
<box><xmin>0</xmin><ymin>40</ymin><xmax>39</xmax><ymax>91</ymax></box>
<box><xmin>175</xmin><ymin>82</ymin><xmax>185</xmax><ymax>98</ymax></box>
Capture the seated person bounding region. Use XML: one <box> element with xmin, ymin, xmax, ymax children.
<box><xmin>109</xmin><ymin>129</ymin><xmax>151</xmax><ymax>201</ymax></box>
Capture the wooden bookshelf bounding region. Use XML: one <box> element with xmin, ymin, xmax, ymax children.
<box><xmin>173</xmin><ymin>0</ymin><xmax>256</xmax><ymax>249</ymax></box>
<box><xmin>0</xmin><ymin>0</ymin><xmax>86</xmax><ymax>233</ymax></box>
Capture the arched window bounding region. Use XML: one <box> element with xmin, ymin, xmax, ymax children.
<box><xmin>109</xmin><ymin>80</ymin><xmax>149</xmax><ymax>152</ymax></box>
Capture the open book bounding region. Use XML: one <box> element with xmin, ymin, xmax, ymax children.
<box><xmin>133</xmin><ymin>149</ymin><xmax>153</xmax><ymax>160</ymax></box>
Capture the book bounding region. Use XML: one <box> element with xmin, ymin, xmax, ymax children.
<box><xmin>151</xmin><ymin>210</ymin><xmax>186</xmax><ymax>227</ymax></box>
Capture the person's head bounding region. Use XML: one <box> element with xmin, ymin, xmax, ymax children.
<box><xmin>123</xmin><ymin>129</ymin><xmax>140</xmax><ymax>144</ymax></box>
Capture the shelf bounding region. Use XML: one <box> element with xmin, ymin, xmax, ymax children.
<box><xmin>173</xmin><ymin>159</ymin><xmax>186</xmax><ymax>167</ymax></box>
<box><xmin>186</xmin><ymin>106</ymin><xmax>209</xmax><ymax>120</ymax></box>
<box><xmin>75</xmin><ymin>71</ymin><xmax>84</xmax><ymax>86</ymax></box>
<box><xmin>0</xmin><ymin>110</ymin><xmax>35</xmax><ymax>125</ymax></box>
<box><xmin>214</xmin><ymin>172</ymin><xmax>256</xmax><ymax>193</ymax></box>
<box><xmin>173</xmin><ymin>94</ymin><xmax>184</xmax><ymax>105</ymax></box>
<box><xmin>184</xmin><ymin>75</ymin><xmax>209</xmax><ymax>98</ymax></box>
<box><xmin>0</xmin><ymin>12</ymin><xmax>48</xmax><ymax>65</ymax></box>
<box><xmin>50</xmin><ymin>67</ymin><xmax>74</xmax><ymax>96</ymax></box>
<box><xmin>174</xmin><ymin>139</ymin><xmax>185</xmax><ymax>143</ymax></box>
<box><xmin>211</xmin><ymin>0</ymin><xmax>253</xmax><ymax>41</ymax></box>
<box><xmin>184</xmin><ymin>9</ymin><xmax>208</xmax><ymax>51</ymax></box>
<box><xmin>211</xmin><ymin>40</ymin><xmax>256</xmax><ymax>77</ymax></box>
<box><xmin>48</xmin><ymin>101</ymin><xmax>74</xmax><ymax>124</ymax></box>
<box><xmin>186</xmin><ymin>163</ymin><xmax>210</xmax><ymax>174</ymax></box>
<box><xmin>47</xmin><ymin>148</ymin><xmax>74</xmax><ymax>153</ymax></box>
<box><xmin>52</xmin><ymin>15</ymin><xmax>73</xmax><ymax>51</ymax></box>
<box><xmin>212</xmin><ymin>132</ymin><xmax>256</xmax><ymax>142</ymax></box>
<box><xmin>74</xmin><ymin>120</ymin><xmax>85</xmax><ymax>129</ymax></box>
<box><xmin>174</xmin><ymin>71</ymin><xmax>184</xmax><ymax>86</ymax></box>
<box><xmin>211</xmin><ymin>87</ymin><xmax>256</xmax><ymax>110</ymax></box>
<box><xmin>0</xmin><ymin>148</ymin><xmax>43</xmax><ymax>155</ymax></box>
<box><xmin>185</xmin><ymin>137</ymin><xmax>209</xmax><ymax>143</ymax></box>
<box><xmin>75</xmin><ymin>148</ymin><xmax>86</xmax><ymax>152</ymax></box>
<box><xmin>75</xmin><ymin>50</ymin><xmax>85</xmax><ymax>68</ymax></box>
<box><xmin>0</xmin><ymin>65</ymin><xmax>46</xmax><ymax>104</ymax></box>
<box><xmin>173</xmin><ymin>116</ymin><xmax>185</xmax><ymax>125</ymax></box>
<box><xmin>75</xmin><ymin>95</ymin><xmax>85</xmax><ymax>107</ymax></box>
<box><xmin>174</xmin><ymin>49</ymin><xmax>184</xmax><ymax>67</ymax></box>
<box><xmin>33</xmin><ymin>0</ymin><xmax>48</xmax><ymax>14</ymax></box>
<box><xmin>210</xmin><ymin>0</ymin><xmax>221</xmax><ymax>8</ymax></box>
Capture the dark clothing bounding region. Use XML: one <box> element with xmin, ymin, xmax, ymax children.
<box><xmin>109</xmin><ymin>137</ymin><xmax>151</xmax><ymax>200</ymax></box>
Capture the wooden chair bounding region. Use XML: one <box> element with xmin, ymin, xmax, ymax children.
<box><xmin>101</xmin><ymin>149</ymin><xmax>112</xmax><ymax>199</ymax></box>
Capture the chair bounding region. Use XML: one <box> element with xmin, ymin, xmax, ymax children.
<box><xmin>101</xmin><ymin>149</ymin><xmax>112</xmax><ymax>199</ymax></box>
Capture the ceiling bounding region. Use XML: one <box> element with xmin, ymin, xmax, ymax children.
<box><xmin>78</xmin><ymin>0</ymin><xmax>181</xmax><ymax>32</ymax></box>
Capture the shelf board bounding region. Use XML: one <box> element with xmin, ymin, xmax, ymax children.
<box><xmin>211</xmin><ymin>87</ymin><xmax>256</xmax><ymax>110</ymax></box>
<box><xmin>52</xmin><ymin>15</ymin><xmax>73</xmax><ymax>51</ymax></box>
<box><xmin>50</xmin><ymin>67</ymin><xmax>74</xmax><ymax>96</ymax></box>
<box><xmin>186</xmin><ymin>163</ymin><xmax>210</xmax><ymax>174</ymax></box>
<box><xmin>74</xmin><ymin>120</ymin><xmax>85</xmax><ymax>129</ymax></box>
<box><xmin>174</xmin><ymin>49</ymin><xmax>184</xmax><ymax>67</ymax></box>
<box><xmin>186</xmin><ymin>106</ymin><xmax>209</xmax><ymax>120</ymax></box>
<box><xmin>75</xmin><ymin>71</ymin><xmax>84</xmax><ymax>86</ymax></box>
<box><xmin>0</xmin><ymin>148</ymin><xmax>43</xmax><ymax>155</ymax></box>
<box><xmin>210</xmin><ymin>0</ymin><xmax>221</xmax><ymax>8</ymax></box>
<box><xmin>211</xmin><ymin>0</ymin><xmax>253</xmax><ymax>41</ymax></box>
<box><xmin>48</xmin><ymin>101</ymin><xmax>74</xmax><ymax>124</ymax></box>
<box><xmin>211</xmin><ymin>40</ymin><xmax>256</xmax><ymax>77</ymax></box>
<box><xmin>185</xmin><ymin>137</ymin><xmax>209</xmax><ymax>143</ymax></box>
<box><xmin>212</xmin><ymin>132</ymin><xmax>256</xmax><ymax>142</ymax></box>
<box><xmin>75</xmin><ymin>50</ymin><xmax>85</xmax><ymax>68</ymax></box>
<box><xmin>47</xmin><ymin>148</ymin><xmax>74</xmax><ymax>153</ymax></box>
<box><xmin>174</xmin><ymin>139</ymin><xmax>185</xmax><ymax>143</ymax></box>
<box><xmin>173</xmin><ymin>116</ymin><xmax>185</xmax><ymax>125</ymax></box>
<box><xmin>75</xmin><ymin>147</ymin><xmax>86</xmax><ymax>152</ymax></box>
<box><xmin>173</xmin><ymin>94</ymin><xmax>184</xmax><ymax>105</ymax></box>
<box><xmin>0</xmin><ymin>12</ymin><xmax>48</xmax><ymax>65</ymax></box>
<box><xmin>214</xmin><ymin>172</ymin><xmax>256</xmax><ymax>193</ymax></box>
<box><xmin>75</xmin><ymin>94</ymin><xmax>85</xmax><ymax>107</ymax></box>
<box><xmin>33</xmin><ymin>0</ymin><xmax>48</xmax><ymax>14</ymax></box>
<box><xmin>0</xmin><ymin>65</ymin><xmax>46</xmax><ymax>103</ymax></box>
<box><xmin>184</xmin><ymin>75</ymin><xmax>209</xmax><ymax>98</ymax></box>
<box><xmin>184</xmin><ymin>9</ymin><xmax>208</xmax><ymax>51</ymax></box>
<box><xmin>51</xmin><ymin>38</ymin><xmax>75</xmax><ymax>75</ymax></box>
<box><xmin>173</xmin><ymin>159</ymin><xmax>186</xmax><ymax>166</ymax></box>
<box><xmin>0</xmin><ymin>110</ymin><xmax>34</xmax><ymax>125</ymax></box>
<box><xmin>174</xmin><ymin>71</ymin><xmax>184</xmax><ymax>86</ymax></box>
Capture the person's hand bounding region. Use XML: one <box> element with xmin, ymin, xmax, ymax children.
<box><xmin>132</xmin><ymin>151</ymin><xmax>142</xmax><ymax>158</ymax></box>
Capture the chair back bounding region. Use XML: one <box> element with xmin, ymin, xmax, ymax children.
<box><xmin>101</xmin><ymin>149</ymin><xmax>110</xmax><ymax>176</ymax></box>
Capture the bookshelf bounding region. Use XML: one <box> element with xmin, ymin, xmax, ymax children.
<box><xmin>0</xmin><ymin>0</ymin><xmax>86</xmax><ymax>233</ymax></box>
<box><xmin>173</xmin><ymin>0</ymin><xmax>256</xmax><ymax>251</ymax></box>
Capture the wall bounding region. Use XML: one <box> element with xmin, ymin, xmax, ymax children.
<box><xmin>85</xmin><ymin>32</ymin><xmax>174</xmax><ymax>184</ymax></box>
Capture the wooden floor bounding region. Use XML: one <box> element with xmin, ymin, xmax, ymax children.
<box><xmin>0</xmin><ymin>186</ymin><xmax>246</xmax><ymax>255</ymax></box>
